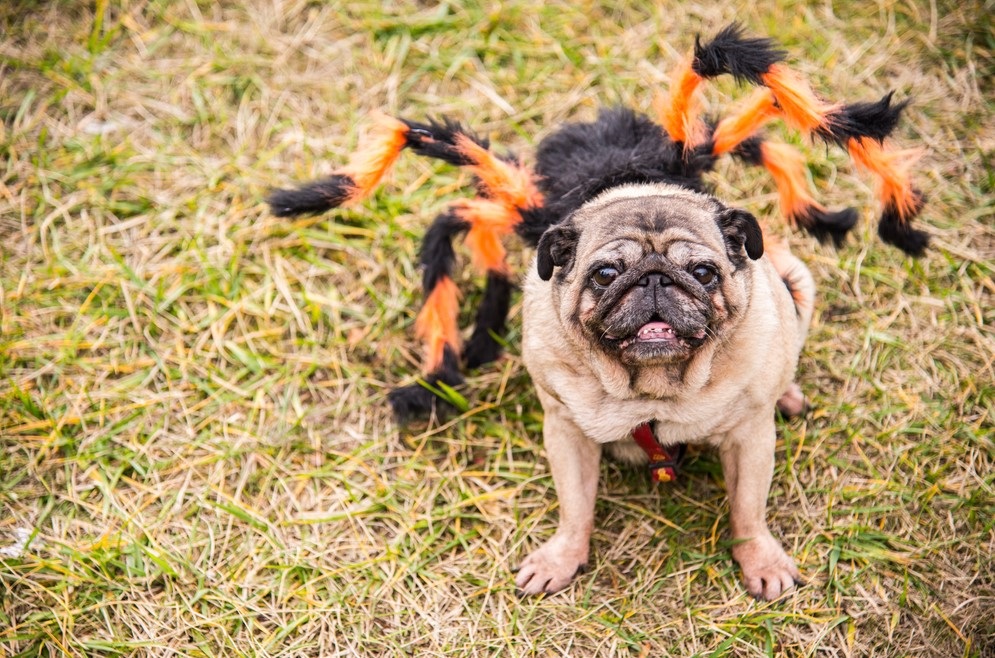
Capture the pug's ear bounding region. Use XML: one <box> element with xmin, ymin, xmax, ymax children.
<box><xmin>536</xmin><ymin>222</ymin><xmax>579</xmax><ymax>281</ymax></box>
<box><xmin>716</xmin><ymin>207</ymin><xmax>764</xmax><ymax>261</ymax></box>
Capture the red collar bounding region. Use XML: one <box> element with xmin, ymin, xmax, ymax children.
<box><xmin>631</xmin><ymin>422</ymin><xmax>686</xmax><ymax>483</ymax></box>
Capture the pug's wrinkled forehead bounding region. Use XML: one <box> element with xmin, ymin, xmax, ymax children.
<box><xmin>536</xmin><ymin>182</ymin><xmax>763</xmax><ymax>281</ymax></box>
<box><xmin>571</xmin><ymin>183</ymin><xmax>730</xmax><ymax>262</ymax></box>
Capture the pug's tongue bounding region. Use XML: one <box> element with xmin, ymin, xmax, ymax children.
<box><xmin>636</xmin><ymin>321</ymin><xmax>675</xmax><ymax>341</ymax></box>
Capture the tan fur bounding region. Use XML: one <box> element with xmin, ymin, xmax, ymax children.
<box><xmin>515</xmin><ymin>183</ymin><xmax>813</xmax><ymax>601</ymax></box>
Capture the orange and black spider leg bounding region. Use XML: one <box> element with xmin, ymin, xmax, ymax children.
<box><xmin>770</xmin><ymin>85</ymin><xmax>927</xmax><ymax>254</ymax></box>
<box><xmin>656</xmin><ymin>23</ymin><xmax>786</xmax><ymax>150</ymax></box>
<box><xmin>460</xmin><ymin>154</ymin><xmax>546</xmax><ymax>368</ymax></box>
<box><xmin>730</xmin><ymin>136</ymin><xmax>858</xmax><ymax>245</ymax></box>
<box><xmin>387</xmin><ymin>210</ymin><xmax>469</xmax><ymax>421</ymax></box>
<box><xmin>707</xmin><ymin>88</ymin><xmax>855</xmax><ymax>244</ymax></box>
<box><xmin>746</xmin><ymin>54</ymin><xmax>927</xmax><ymax>253</ymax></box>
<box><xmin>403</xmin><ymin>118</ymin><xmax>534</xmax><ymax>372</ymax></box>
<box><xmin>847</xmin><ymin>136</ymin><xmax>928</xmax><ymax>255</ymax></box>
<box><xmin>816</xmin><ymin>94</ymin><xmax>927</xmax><ymax>255</ymax></box>
<box><xmin>268</xmin><ymin>114</ymin><xmax>411</xmax><ymax>217</ymax></box>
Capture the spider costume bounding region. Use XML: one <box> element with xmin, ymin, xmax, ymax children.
<box><xmin>268</xmin><ymin>25</ymin><xmax>928</xmax><ymax>420</ymax></box>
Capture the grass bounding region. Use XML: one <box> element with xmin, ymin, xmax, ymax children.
<box><xmin>1</xmin><ymin>0</ymin><xmax>993</xmax><ymax>655</ymax></box>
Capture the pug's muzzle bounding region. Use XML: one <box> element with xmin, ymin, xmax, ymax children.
<box><xmin>584</xmin><ymin>254</ymin><xmax>716</xmax><ymax>365</ymax></box>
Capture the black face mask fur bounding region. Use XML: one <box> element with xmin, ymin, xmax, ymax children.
<box><xmin>266</xmin><ymin>24</ymin><xmax>928</xmax><ymax>421</ymax></box>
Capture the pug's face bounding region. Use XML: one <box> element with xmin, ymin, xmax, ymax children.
<box><xmin>536</xmin><ymin>184</ymin><xmax>764</xmax><ymax>369</ymax></box>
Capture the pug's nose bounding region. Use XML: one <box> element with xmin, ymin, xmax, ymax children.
<box><xmin>636</xmin><ymin>273</ymin><xmax>673</xmax><ymax>287</ymax></box>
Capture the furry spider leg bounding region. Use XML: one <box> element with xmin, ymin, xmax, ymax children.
<box><xmin>268</xmin><ymin>115</ymin><xmax>544</xmax><ymax>421</ymax></box>
<box><xmin>658</xmin><ymin>23</ymin><xmax>928</xmax><ymax>254</ymax></box>
<box><xmin>388</xmin><ymin>209</ymin><xmax>467</xmax><ymax>420</ymax></box>
<box><xmin>706</xmin><ymin>88</ymin><xmax>858</xmax><ymax>244</ymax></box>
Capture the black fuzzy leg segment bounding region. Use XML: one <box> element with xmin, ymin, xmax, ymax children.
<box><xmin>388</xmin><ymin>346</ymin><xmax>465</xmax><ymax>422</ymax></box>
<box><xmin>879</xmin><ymin>190</ymin><xmax>929</xmax><ymax>256</ymax></box>
<box><xmin>267</xmin><ymin>115</ymin><xmax>489</xmax><ymax>219</ymax></box>
<box><xmin>794</xmin><ymin>206</ymin><xmax>859</xmax><ymax>246</ymax></box>
<box><xmin>692</xmin><ymin>23</ymin><xmax>786</xmax><ymax>83</ymax></box>
<box><xmin>267</xmin><ymin>174</ymin><xmax>357</xmax><ymax>217</ymax></box>
<box><xmin>400</xmin><ymin>117</ymin><xmax>490</xmax><ymax>165</ymax></box>
<box><xmin>421</xmin><ymin>210</ymin><xmax>470</xmax><ymax>292</ymax></box>
<box><xmin>464</xmin><ymin>271</ymin><xmax>514</xmax><ymax>369</ymax></box>
<box><xmin>817</xmin><ymin>92</ymin><xmax>910</xmax><ymax>145</ymax></box>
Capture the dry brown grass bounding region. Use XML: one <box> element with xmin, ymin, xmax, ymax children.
<box><xmin>1</xmin><ymin>1</ymin><xmax>993</xmax><ymax>656</ymax></box>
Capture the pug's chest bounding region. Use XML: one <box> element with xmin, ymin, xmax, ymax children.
<box><xmin>568</xmin><ymin>389</ymin><xmax>750</xmax><ymax>447</ymax></box>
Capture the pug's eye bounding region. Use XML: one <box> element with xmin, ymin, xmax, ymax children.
<box><xmin>691</xmin><ymin>264</ymin><xmax>717</xmax><ymax>285</ymax></box>
<box><xmin>591</xmin><ymin>266</ymin><xmax>619</xmax><ymax>287</ymax></box>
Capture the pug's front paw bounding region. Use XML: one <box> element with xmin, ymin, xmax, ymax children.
<box><xmin>732</xmin><ymin>532</ymin><xmax>802</xmax><ymax>601</ymax></box>
<box><xmin>514</xmin><ymin>533</ymin><xmax>589</xmax><ymax>596</ymax></box>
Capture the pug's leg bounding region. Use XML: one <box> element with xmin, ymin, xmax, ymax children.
<box><xmin>515</xmin><ymin>407</ymin><xmax>601</xmax><ymax>595</ymax></box>
<box><xmin>719</xmin><ymin>418</ymin><xmax>801</xmax><ymax>600</ymax></box>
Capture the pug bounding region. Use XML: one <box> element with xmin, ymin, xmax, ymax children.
<box><xmin>514</xmin><ymin>182</ymin><xmax>814</xmax><ymax>601</ymax></box>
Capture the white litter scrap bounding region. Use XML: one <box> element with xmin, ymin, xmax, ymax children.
<box><xmin>0</xmin><ymin>527</ymin><xmax>32</xmax><ymax>558</ymax></box>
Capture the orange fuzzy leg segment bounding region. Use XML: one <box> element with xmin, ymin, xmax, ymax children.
<box><xmin>655</xmin><ymin>57</ymin><xmax>706</xmax><ymax>147</ymax></box>
<box><xmin>453</xmin><ymin>199</ymin><xmax>519</xmax><ymax>274</ymax></box>
<box><xmin>455</xmin><ymin>136</ymin><xmax>543</xmax><ymax>209</ymax></box>
<box><xmin>414</xmin><ymin>276</ymin><xmax>461</xmax><ymax>373</ymax></box>
<box><xmin>761</xmin><ymin>64</ymin><xmax>841</xmax><ymax>135</ymax></box>
<box><xmin>759</xmin><ymin>141</ymin><xmax>824</xmax><ymax>226</ymax></box>
<box><xmin>712</xmin><ymin>88</ymin><xmax>779</xmax><ymax>156</ymax></box>
<box><xmin>846</xmin><ymin>137</ymin><xmax>922</xmax><ymax>219</ymax></box>
<box><xmin>339</xmin><ymin>113</ymin><xmax>411</xmax><ymax>203</ymax></box>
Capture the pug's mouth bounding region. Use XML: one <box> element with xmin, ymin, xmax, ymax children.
<box><xmin>604</xmin><ymin>320</ymin><xmax>707</xmax><ymax>352</ymax></box>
